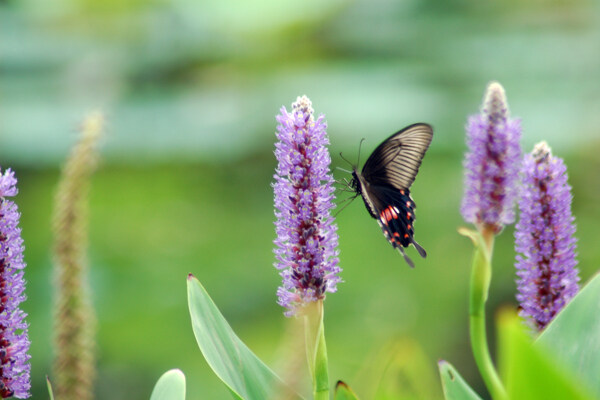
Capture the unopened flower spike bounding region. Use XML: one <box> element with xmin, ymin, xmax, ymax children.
<box><xmin>0</xmin><ymin>168</ymin><xmax>31</xmax><ymax>399</ymax></box>
<box><xmin>53</xmin><ymin>111</ymin><xmax>103</xmax><ymax>400</ymax></box>
<box><xmin>515</xmin><ymin>141</ymin><xmax>580</xmax><ymax>330</ymax></box>
<box><xmin>273</xmin><ymin>95</ymin><xmax>341</xmax><ymax>316</ymax></box>
<box><xmin>461</xmin><ymin>82</ymin><xmax>522</xmax><ymax>233</ymax></box>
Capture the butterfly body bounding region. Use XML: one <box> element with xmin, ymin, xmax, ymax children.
<box><xmin>349</xmin><ymin>123</ymin><xmax>433</xmax><ymax>268</ymax></box>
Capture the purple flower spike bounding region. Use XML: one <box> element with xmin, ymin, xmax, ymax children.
<box><xmin>0</xmin><ymin>169</ymin><xmax>31</xmax><ymax>399</ymax></box>
<box><xmin>461</xmin><ymin>82</ymin><xmax>522</xmax><ymax>232</ymax></box>
<box><xmin>515</xmin><ymin>142</ymin><xmax>580</xmax><ymax>330</ymax></box>
<box><xmin>273</xmin><ymin>95</ymin><xmax>341</xmax><ymax>316</ymax></box>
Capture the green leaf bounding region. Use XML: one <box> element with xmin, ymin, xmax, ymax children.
<box><xmin>498</xmin><ymin>310</ymin><xmax>593</xmax><ymax>400</ymax></box>
<box><xmin>150</xmin><ymin>369</ymin><xmax>186</xmax><ymax>400</ymax></box>
<box><xmin>187</xmin><ymin>274</ymin><xmax>301</xmax><ymax>400</ymax></box>
<box><xmin>536</xmin><ymin>272</ymin><xmax>600</xmax><ymax>398</ymax></box>
<box><xmin>334</xmin><ymin>381</ymin><xmax>360</xmax><ymax>400</ymax></box>
<box><xmin>46</xmin><ymin>376</ymin><xmax>55</xmax><ymax>400</ymax></box>
<box><xmin>438</xmin><ymin>360</ymin><xmax>482</xmax><ymax>400</ymax></box>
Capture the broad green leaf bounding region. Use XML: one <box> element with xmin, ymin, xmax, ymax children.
<box><xmin>536</xmin><ymin>273</ymin><xmax>600</xmax><ymax>398</ymax></box>
<box><xmin>46</xmin><ymin>376</ymin><xmax>55</xmax><ymax>400</ymax></box>
<box><xmin>334</xmin><ymin>381</ymin><xmax>360</xmax><ymax>400</ymax></box>
<box><xmin>150</xmin><ymin>369</ymin><xmax>186</xmax><ymax>400</ymax></box>
<box><xmin>438</xmin><ymin>360</ymin><xmax>482</xmax><ymax>400</ymax></box>
<box><xmin>498</xmin><ymin>310</ymin><xmax>593</xmax><ymax>400</ymax></box>
<box><xmin>187</xmin><ymin>274</ymin><xmax>301</xmax><ymax>400</ymax></box>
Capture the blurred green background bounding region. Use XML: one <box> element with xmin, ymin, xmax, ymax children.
<box><xmin>2</xmin><ymin>0</ymin><xmax>600</xmax><ymax>399</ymax></box>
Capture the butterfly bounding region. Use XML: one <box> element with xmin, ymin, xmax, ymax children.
<box><xmin>348</xmin><ymin>123</ymin><xmax>433</xmax><ymax>268</ymax></box>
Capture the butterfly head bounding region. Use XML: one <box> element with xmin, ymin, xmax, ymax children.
<box><xmin>349</xmin><ymin>170</ymin><xmax>361</xmax><ymax>195</ymax></box>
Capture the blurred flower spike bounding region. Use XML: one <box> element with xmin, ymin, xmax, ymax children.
<box><xmin>0</xmin><ymin>169</ymin><xmax>31</xmax><ymax>399</ymax></box>
<box><xmin>461</xmin><ymin>82</ymin><xmax>522</xmax><ymax>233</ymax></box>
<box><xmin>515</xmin><ymin>141</ymin><xmax>580</xmax><ymax>330</ymax></box>
<box><xmin>273</xmin><ymin>95</ymin><xmax>341</xmax><ymax>316</ymax></box>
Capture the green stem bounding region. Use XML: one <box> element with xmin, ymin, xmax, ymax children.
<box><xmin>468</xmin><ymin>227</ymin><xmax>507</xmax><ymax>400</ymax></box>
<box><xmin>304</xmin><ymin>301</ymin><xmax>329</xmax><ymax>400</ymax></box>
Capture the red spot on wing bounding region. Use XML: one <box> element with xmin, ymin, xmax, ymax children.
<box><xmin>380</xmin><ymin>213</ymin><xmax>388</xmax><ymax>226</ymax></box>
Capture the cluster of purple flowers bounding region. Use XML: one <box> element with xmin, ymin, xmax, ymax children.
<box><xmin>461</xmin><ymin>82</ymin><xmax>580</xmax><ymax>329</ymax></box>
<box><xmin>515</xmin><ymin>142</ymin><xmax>579</xmax><ymax>329</ymax></box>
<box><xmin>461</xmin><ymin>82</ymin><xmax>522</xmax><ymax>232</ymax></box>
<box><xmin>0</xmin><ymin>169</ymin><xmax>30</xmax><ymax>399</ymax></box>
<box><xmin>273</xmin><ymin>96</ymin><xmax>341</xmax><ymax>316</ymax></box>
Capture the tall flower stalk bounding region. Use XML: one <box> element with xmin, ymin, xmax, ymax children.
<box><xmin>515</xmin><ymin>141</ymin><xmax>579</xmax><ymax>330</ymax></box>
<box><xmin>0</xmin><ymin>169</ymin><xmax>31</xmax><ymax>399</ymax></box>
<box><xmin>460</xmin><ymin>82</ymin><xmax>521</xmax><ymax>400</ymax></box>
<box><xmin>53</xmin><ymin>112</ymin><xmax>103</xmax><ymax>400</ymax></box>
<box><xmin>273</xmin><ymin>96</ymin><xmax>340</xmax><ymax>400</ymax></box>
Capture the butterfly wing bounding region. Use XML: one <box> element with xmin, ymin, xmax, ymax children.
<box><xmin>353</xmin><ymin>123</ymin><xmax>432</xmax><ymax>267</ymax></box>
<box><xmin>362</xmin><ymin>183</ymin><xmax>426</xmax><ymax>268</ymax></box>
<box><xmin>361</xmin><ymin>123</ymin><xmax>433</xmax><ymax>190</ymax></box>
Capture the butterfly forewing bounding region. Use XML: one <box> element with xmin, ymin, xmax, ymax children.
<box><xmin>361</xmin><ymin>123</ymin><xmax>433</xmax><ymax>190</ymax></box>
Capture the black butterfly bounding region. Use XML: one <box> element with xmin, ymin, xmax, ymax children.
<box><xmin>349</xmin><ymin>123</ymin><xmax>433</xmax><ymax>268</ymax></box>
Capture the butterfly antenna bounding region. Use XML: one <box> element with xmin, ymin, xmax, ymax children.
<box><xmin>339</xmin><ymin>152</ymin><xmax>355</xmax><ymax>169</ymax></box>
<box><xmin>357</xmin><ymin>138</ymin><xmax>366</xmax><ymax>166</ymax></box>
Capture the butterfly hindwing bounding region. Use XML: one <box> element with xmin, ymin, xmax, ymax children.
<box><xmin>369</xmin><ymin>184</ymin><xmax>426</xmax><ymax>268</ymax></box>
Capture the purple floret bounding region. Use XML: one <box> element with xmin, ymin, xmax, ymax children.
<box><xmin>273</xmin><ymin>96</ymin><xmax>341</xmax><ymax>316</ymax></box>
<box><xmin>0</xmin><ymin>169</ymin><xmax>31</xmax><ymax>399</ymax></box>
<box><xmin>461</xmin><ymin>82</ymin><xmax>522</xmax><ymax>232</ymax></box>
<box><xmin>515</xmin><ymin>142</ymin><xmax>580</xmax><ymax>330</ymax></box>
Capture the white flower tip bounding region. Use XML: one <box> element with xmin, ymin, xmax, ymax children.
<box><xmin>532</xmin><ymin>141</ymin><xmax>552</xmax><ymax>162</ymax></box>
<box><xmin>486</xmin><ymin>81</ymin><xmax>504</xmax><ymax>94</ymax></box>
<box><xmin>82</xmin><ymin>110</ymin><xmax>104</xmax><ymax>139</ymax></box>
<box><xmin>482</xmin><ymin>81</ymin><xmax>509</xmax><ymax>121</ymax></box>
<box><xmin>292</xmin><ymin>95</ymin><xmax>314</xmax><ymax>118</ymax></box>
